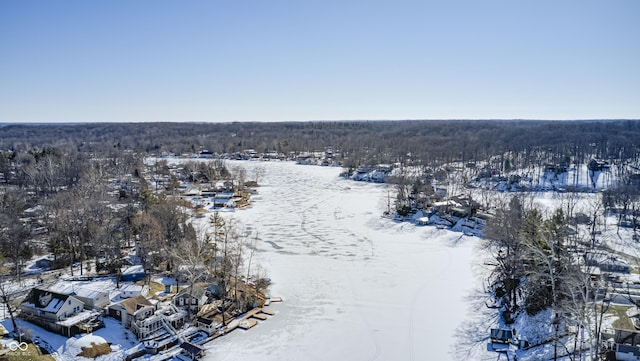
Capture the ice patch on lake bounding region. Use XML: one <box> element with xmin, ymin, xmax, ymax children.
<box><xmin>193</xmin><ymin>161</ymin><xmax>483</xmax><ymax>361</ymax></box>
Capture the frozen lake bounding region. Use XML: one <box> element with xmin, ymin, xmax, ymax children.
<box><xmin>199</xmin><ymin>161</ymin><xmax>480</xmax><ymax>361</ymax></box>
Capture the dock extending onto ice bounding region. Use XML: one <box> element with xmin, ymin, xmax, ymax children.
<box><xmin>209</xmin><ymin>297</ymin><xmax>283</xmax><ymax>339</ymax></box>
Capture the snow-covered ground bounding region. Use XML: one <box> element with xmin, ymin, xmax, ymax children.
<box><xmin>19</xmin><ymin>159</ymin><xmax>634</xmax><ymax>360</ymax></box>
<box><xmin>190</xmin><ymin>161</ymin><xmax>487</xmax><ymax>361</ymax></box>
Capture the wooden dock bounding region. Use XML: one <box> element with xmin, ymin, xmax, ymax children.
<box><xmin>237</xmin><ymin>319</ymin><xmax>258</xmax><ymax>330</ymax></box>
<box><xmin>204</xmin><ymin>298</ymin><xmax>283</xmax><ymax>343</ymax></box>
<box><xmin>251</xmin><ymin>313</ymin><xmax>268</xmax><ymax>320</ymax></box>
<box><xmin>264</xmin><ymin>296</ymin><xmax>283</xmax><ymax>306</ymax></box>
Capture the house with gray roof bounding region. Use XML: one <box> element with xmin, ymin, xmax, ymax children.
<box><xmin>20</xmin><ymin>287</ymin><xmax>102</xmax><ymax>337</ymax></box>
<box><xmin>174</xmin><ymin>285</ymin><xmax>208</xmax><ymax>313</ymax></box>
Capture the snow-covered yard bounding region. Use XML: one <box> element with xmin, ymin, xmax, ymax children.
<box><xmin>0</xmin><ymin>317</ymin><xmax>135</xmax><ymax>361</ymax></box>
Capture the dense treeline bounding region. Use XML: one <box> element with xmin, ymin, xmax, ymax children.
<box><xmin>1</xmin><ymin>120</ymin><xmax>640</xmax><ymax>168</ymax></box>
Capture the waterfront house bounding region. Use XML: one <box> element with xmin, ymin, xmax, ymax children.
<box><xmin>20</xmin><ymin>287</ymin><xmax>102</xmax><ymax>337</ymax></box>
<box><xmin>174</xmin><ymin>285</ymin><xmax>208</xmax><ymax>313</ymax></box>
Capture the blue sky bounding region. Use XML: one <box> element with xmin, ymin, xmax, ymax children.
<box><xmin>1</xmin><ymin>0</ymin><xmax>638</xmax><ymax>122</ymax></box>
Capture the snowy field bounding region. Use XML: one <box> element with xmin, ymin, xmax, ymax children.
<box><xmin>191</xmin><ymin>161</ymin><xmax>487</xmax><ymax>361</ymax></box>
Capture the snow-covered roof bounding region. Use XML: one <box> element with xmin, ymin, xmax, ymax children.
<box><xmin>22</xmin><ymin>288</ymin><xmax>74</xmax><ymax>314</ymax></box>
<box><xmin>73</xmin><ymin>287</ymin><xmax>108</xmax><ymax>300</ymax></box>
<box><xmin>46</xmin><ymin>280</ymin><xmax>114</xmax><ymax>300</ymax></box>
<box><xmin>57</xmin><ymin>309</ymin><xmax>100</xmax><ymax>327</ymax></box>
<box><xmin>46</xmin><ymin>282</ymin><xmax>75</xmax><ymax>295</ymax></box>
<box><xmin>175</xmin><ymin>285</ymin><xmax>207</xmax><ymax>299</ymax></box>
<box><xmin>121</xmin><ymin>284</ymin><xmax>145</xmax><ymax>292</ymax></box>
<box><xmin>118</xmin><ymin>295</ymin><xmax>153</xmax><ymax>315</ymax></box>
<box><xmin>123</xmin><ymin>265</ymin><xmax>144</xmax><ymax>275</ymax></box>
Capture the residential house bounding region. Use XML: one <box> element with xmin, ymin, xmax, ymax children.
<box><xmin>109</xmin><ymin>295</ymin><xmax>187</xmax><ymax>340</ymax></box>
<box><xmin>72</xmin><ymin>287</ymin><xmax>110</xmax><ymax>310</ymax></box>
<box><xmin>586</xmin><ymin>254</ymin><xmax>631</xmax><ymax>273</ymax></box>
<box><xmin>212</xmin><ymin>192</ymin><xmax>235</xmax><ymax>208</ymax></box>
<box><xmin>108</xmin><ymin>295</ymin><xmax>155</xmax><ymax>329</ymax></box>
<box><xmin>33</xmin><ymin>257</ymin><xmax>53</xmax><ymax>271</ymax></box>
<box><xmin>599</xmin><ymin>258</ymin><xmax>631</xmax><ymax>273</ymax></box>
<box><xmin>196</xmin><ymin>301</ymin><xmax>225</xmax><ymax>336</ymax></box>
<box><xmin>20</xmin><ymin>287</ymin><xmax>102</xmax><ymax>337</ymax></box>
<box><xmin>199</xmin><ymin>150</ymin><xmax>214</xmax><ymax>158</ymax></box>
<box><xmin>490</xmin><ymin>328</ymin><xmax>514</xmax><ymax>344</ymax></box>
<box><xmin>120</xmin><ymin>284</ymin><xmax>150</xmax><ymax>299</ymax></box>
<box><xmin>173</xmin><ymin>285</ymin><xmax>208</xmax><ymax>313</ymax></box>
<box><xmin>121</xmin><ymin>265</ymin><xmax>145</xmax><ymax>282</ymax></box>
<box><xmin>42</xmin><ymin>281</ymin><xmax>110</xmax><ymax>310</ymax></box>
<box><xmin>133</xmin><ymin>304</ymin><xmax>187</xmax><ymax>341</ymax></box>
<box><xmin>180</xmin><ymin>342</ymin><xmax>206</xmax><ymax>359</ymax></box>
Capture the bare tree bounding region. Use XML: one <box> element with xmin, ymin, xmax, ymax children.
<box><xmin>246</xmin><ymin>232</ymin><xmax>258</xmax><ymax>282</ymax></box>
<box><xmin>0</xmin><ymin>190</ymin><xmax>31</xmax><ymax>282</ymax></box>
<box><xmin>131</xmin><ymin>212</ymin><xmax>163</xmax><ymax>280</ymax></box>
<box><xmin>172</xmin><ymin>223</ymin><xmax>210</xmax><ymax>286</ymax></box>
<box><xmin>585</xmin><ymin>198</ymin><xmax>604</xmax><ymax>249</ymax></box>
<box><xmin>253</xmin><ymin>165</ymin><xmax>265</xmax><ymax>185</ymax></box>
<box><xmin>483</xmin><ymin>196</ymin><xmax>525</xmax><ymax>322</ymax></box>
<box><xmin>0</xmin><ymin>281</ymin><xmax>19</xmax><ymax>338</ymax></box>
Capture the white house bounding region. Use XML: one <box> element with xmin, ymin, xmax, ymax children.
<box><xmin>195</xmin><ymin>302</ymin><xmax>223</xmax><ymax>336</ymax></box>
<box><xmin>120</xmin><ymin>284</ymin><xmax>150</xmax><ymax>299</ymax></box>
<box><xmin>73</xmin><ymin>287</ymin><xmax>110</xmax><ymax>310</ymax></box>
<box><xmin>173</xmin><ymin>285</ymin><xmax>208</xmax><ymax>313</ymax></box>
<box><xmin>108</xmin><ymin>295</ymin><xmax>187</xmax><ymax>340</ymax></box>
<box><xmin>41</xmin><ymin>281</ymin><xmax>111</xmax><ymax>310</ymax></box>
<box><xmin>21</xmin><ymin>287</ymin><xmax>101</xmax><ymax>337</ymax></box>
